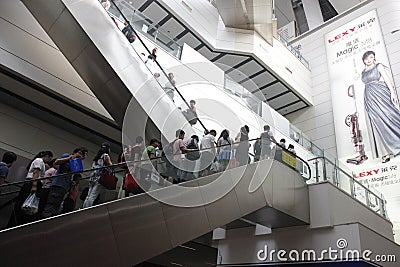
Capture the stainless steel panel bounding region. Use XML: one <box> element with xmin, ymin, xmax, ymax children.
<box><xmin>160</xmin><ymin>202</ymin><xmax>211</xmax><ymax>247</ymax></box>
<box><xmin>272</xmin><ymin>161</ymin><xmax>296</xmax><ymax>214</ymax></box>
<box><xmin>107</xmin><ymin>193</ymin><xmax>173</xmax><ymax>267</ymax></box>
<box><xmin>0</xmin><ymin>205</ymin><xmax>121</xmax><ymax>267</ymax></box>
<box><xmin>21</xmin><ymin>0</ymin><xmax>65</xmax><ymax>32</ymax></box>
<box><xmin>293</xmin><ymin>169</ymin><xmax>310</xmax><ymax>223</ymax></box>
<box><xmin>198</xmin><ymin>170</ymin><xmax>242</xmax><ymax>229</ymax></box>
<box><xmin>150</xmin><ymin>180</ymin><xmax>205</xmax><ymax>208</ymax></box>
<box><xmin>47</xmin><ymin>8</ymin><xmax>91</xmax><ymax>62</ymax></box>
<box><xmin>72</xmin><ymin>42</ymin><xmax>115</xmax><ymax>90</ymax></box>
<box><xmin>233</xmin><ymin>162</ymin><xmax>269</xmax><ymax>216</ymax></box>
<box><xmin>66</xmin><ymin>0</ymin><xmax>140</xmax><ymax>74</ymax></box>
<box><xmin>260</xmin><ymin>160</ymin><xmax>274</xmax><ymax>206</ymax></box>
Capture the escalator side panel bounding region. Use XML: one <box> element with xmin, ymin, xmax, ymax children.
<box><xmin>0</xmin><ymin>159</ymin><xmax>309</xmax><ymax>266</ymax></box>
<box><xmin>106</xmin><ymin>192</ymin><xmax>173</xmax><ymax>267</ymax></box>
<box><xmin>0</xmin><ymin>205</ymin><xmax>122</xmax><ymax>267</ymax></box>
<box><xmin>21</xmin><ymin>0</ymin><xmax>138</xmax><ymax>126</ymax></box>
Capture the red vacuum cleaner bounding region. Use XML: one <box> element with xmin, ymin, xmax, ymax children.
<box><xmin>345</xmin><ymin>85</ymin><xmax>368</xmax><ymax>165</ymax></box>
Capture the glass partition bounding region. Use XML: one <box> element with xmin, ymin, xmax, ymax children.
<box><xmin>277</xmin><ymin>32</ymin><xmax>310</xmax><ymax>69</ymax></box>
<box><xmin>308</xmin><ymin>157</ymin><xmax>387</xmax><ymax>218</ymax></box>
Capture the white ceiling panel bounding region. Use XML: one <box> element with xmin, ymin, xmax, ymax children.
<box><xmin>161</xmin><ymin>17</ymin><xmax>186</xmax><ymax>37</ymax></box>
<box><xmin>225</xmin><ymin>68</ymin><xmax>248</xmax><ymax>84</ymax></box>
<box><xmin>215</xmin><ymin>63</ymin><xmax>232</xmax><ymax>72</ymax></box>
<box><xmin>235</xmin><ymin>60</ymin><xmax>264</xmax><ymax>77</ymax></box>
<box><xmin>268</xmin><ymin>92</ymin><xmax>299</xmax><ymax>109</ymax></box>
<box><xmin>240</xmin><ymin>79</ymin><xmax>261</xmax><ymax>93</ymax></box>
<box><xmin>249</xmin><ymin>71</ymin><xmax>276</xmax><ymax>87</ymax></box>
<box><xmin>141</xmin><ymin>2</ymin><xmax>168</xmax><ymax>25</ymax></box>
<box><xmin>179</xmin><ymin>32</ymin><xmax>202</xmax><ymax>48</ymax></box>
<box><xmin>197</xmin><ymin>46</ymin><xmax>220</xmax><ymax>60</ymax></box>
<box><xmin>263</xmin><ymin>82</ymin><xmax>287</xmax><ymax>99</ymax></box>
<box><xmin>214</xmin><ymin>54</ymin><xmax>248</xmax><ymax>68</ymax></box>
<box><xmin>127</xmin><ymin>0</ymin><xmax>147</xmax><ymax>10</ymax></box>
<box><xmin>279</xmin><ymin>101</ymin><xmax>307</xmax><ymax>115</ymax></box>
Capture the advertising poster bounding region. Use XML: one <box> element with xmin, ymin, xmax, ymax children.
<box><xmin>325</xmin><ymin>9</ymin><xmax>400</xmax><ymax>238</ymax></box>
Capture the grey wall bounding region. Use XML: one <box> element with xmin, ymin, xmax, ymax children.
<box><xmin>0</xmin><ymin>102</ymin><xmax>118</xmax><ymax>169</ymax></box>
<box><xmin>309</xmin><ymin>182</ymin><xmax>393</xmax><ymax>240</ymax></box>
<box><xmin>275</xmin><ymin>0</ymin><xmax>296</xmax><ymax>29</ymax></box>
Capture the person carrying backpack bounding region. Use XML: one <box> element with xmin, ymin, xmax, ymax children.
<box><xmin>181</xmin><ymin>135</ymin><xmax>200</xmax><ymax>181</ymax></box>
<box><xmin>83</xmin><ymin>143</ymin><xmax>112</xmax><ymax>208</ymax></box>
<box><xmin>122</xmin><ymin>22</ymin><xmax>136</xmax><ymax>43</ymax></box>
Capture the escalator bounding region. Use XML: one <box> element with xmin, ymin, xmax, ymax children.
<box><xmin>0</xmin><ymin>0</ymin><xmax>310</xmax><ymax>266</ymax></box>
<box><xmin>0</xmin><ymin>156</ymin><xmax>309</xmax><ymax>266</ymax></box>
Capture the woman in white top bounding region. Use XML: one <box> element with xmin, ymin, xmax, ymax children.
<box><xmin>164</xmin><ymin>72</ymin><xmax>176</xmax><ymax>102</ymax></box>
<box><xmin>101</xmin><ymin>0</ymin><xmax>111</xmax><ymax>11</ymax></box>
<box><xmin>83</xmin><ymin>143</ymin><xmax>112</xmax><ymax>208</ymax></box>
<box><xmin>10</xmin><ymin>151</ymin><xmax>53</xmax><ymax>226</ymax></box>
<box><xmin>26</xmin><ymin>151</ymin><xmax>53</xmax><ymax>192</ymax></box>
<box><xmin>217</xmin><ymin>129</ymin><xmax>233</xmax><ymax>171</ymax></box>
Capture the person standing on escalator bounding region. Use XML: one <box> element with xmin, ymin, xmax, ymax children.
<box><xmin>164</xmin><ymin>72</ymin><xmax>176</xmax><ymax>102</ymax></box>
<box><xmin>83</xmin><ymin>143</ymin><xmax>113</xmax><ymax>208</ymax></box>
<box><xmin>145</xmin><ymin>47</ymin><xmax>158</xmax><ymax>64</ymax></box>
<box><xmin>235</xmin><ymin>125</ymin><xmax>250</xmax><ymax>166</ymax></box>
<box><xmin>10</xmin><ymin>151</ymin><xmax>53</xmax><ymax>226</ymax></box>
<box><xmin>101</xmin><ymin>0</ymin><xmax>111</xmax><ymax>11</ymax></box>
<box><xmin>43</xmin><ymin>147</ymin><xmax>88</xmax><ymax>218</ymax></box>
<box><xmin>0</xmin><ymin>151</ymin><xmax>17</xmax><ymax>186</ymax></box>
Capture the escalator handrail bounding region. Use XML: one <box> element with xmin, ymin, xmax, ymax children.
<box><xmin>0</xmin><ymin>137</ymin><xmax>310</xmax><ymax>192</ymax></box>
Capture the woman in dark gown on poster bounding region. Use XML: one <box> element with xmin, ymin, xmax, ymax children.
<box><xmin>361</xmin><ymin>51</ymin><xmax>400</xmax><ymax>162</ymax></box>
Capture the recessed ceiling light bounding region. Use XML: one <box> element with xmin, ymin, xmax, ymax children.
<box><xmin>129</xmin><ymin>1</ymin><xmax>132</xmax><ymax>4</ymax></box>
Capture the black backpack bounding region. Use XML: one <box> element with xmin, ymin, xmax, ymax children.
<box><xmin>185</xmin><ymin>139</ymin><xmax>200</xmax><ymax>161</ymax></box>
<box><xmin>122</xmin><ymin>26</ymin><xmax>136</xmax><ymax>43</ymax></box>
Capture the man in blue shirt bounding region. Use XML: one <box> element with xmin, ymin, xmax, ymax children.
<box><xmin>0</xmin><ymin>151</ymin><xmax>17</xmax><ymax>186</ymax></box>
<box><xmin>43</xmin><ymin>147</ymin><xmax>88</xmax><ymax>217</ymax></box>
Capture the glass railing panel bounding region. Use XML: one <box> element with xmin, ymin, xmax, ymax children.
<box><xmin>308</xmin><ymin>156</ymin><xmax>387</xmax><ymax>218</ymax></box>
<box><xmin>337</xmin><ymin>170</ymin><xmax>353</xmax><ymax>197</ymax></box>
<box><xmin>276</xmin><ymin>32</ymin><xmax>310</xmax><ymax>69</ymax></box>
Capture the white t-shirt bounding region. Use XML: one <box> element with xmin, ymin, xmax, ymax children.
<box><xmin>173</xmin><ymin>139</ymin><xmax>185</xmax><ymax>162</ymax></box>
<box><xmin>260</xmin><ymin>131</ymin><xmax>273</xmax><ymax>146</ymax></box>
<box><xmin>26</xmin><ymin>158</ymin><xmax>46</xmax><ymax>179</ymax></box>
<box><xmin>102</xmin><ymin>0</ymin><xmax>111</xmax><ymax>11</ymax></box>
<box><xmin>201</xmin><ymin>134</ymin><xmax>215</xmax><ymax>149</ymax></box>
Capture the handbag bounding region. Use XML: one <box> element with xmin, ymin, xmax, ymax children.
<box><xmin>98</xmin><ymin>169</ymin><xmax>118</xmax><ymax>190</ymax></box>
<box><xmin>69</xmin><ymin>158</ymin><xmax>83</xmax><ymax>173</ymax></box>
<box><xmin>21</xmin><ymin>193</ymin><xmax>39</xmax><ymax>215</ymax></box>
<box><xmin>123</xmin><ymin>173</ymin><xmax>140</xmax><ymax>194</ymax></box>
<box><xmin>185</xmin><ymin>139</ymin><xmax>200</xmax><ymax>161</ymax></box>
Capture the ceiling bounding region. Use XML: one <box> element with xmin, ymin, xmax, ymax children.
<box><xmin>115</xmin><ymin>0</ymin><xmax>310</xmax><ymax>116</ymax></box>
<box><xmin>215</xmin><ymin>0</ymin><xmax>274</xmax><ymax>43</ymax></box>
